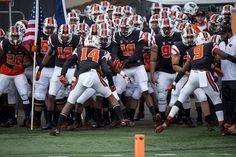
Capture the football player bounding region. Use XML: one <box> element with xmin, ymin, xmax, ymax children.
<box><xmin>50</xmin><ymin>35</ymin><xmax>127</xmax><ymax>135</ymax></box>
<box><xmin>0</xmin><ymin>26</ymin><xmax>32</xmax><ymax>127</ymax></box>
<box><xmin>36</xmin><ymin>24</ymin><xmax>80</xmax><ymax>129</ymax></box>
<box><xmin>112</xmin><ymin>16</ymin><xmax>157</xmax><ymax>123</ymax></box>
<box><xmin>150</xmin><ymin>18</ymin><xmax>182</xmax><ymax>121</ymax></box>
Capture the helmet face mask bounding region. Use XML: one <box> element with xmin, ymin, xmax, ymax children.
<box><xmin>119</xmin><ymin>17</ymin><xmax>134</xmax><ymax>37</ymax></box>
<box><xmin>8</xmin><ymin>26</ymin><xmax>23</xmax><ymax>46</ymax></box>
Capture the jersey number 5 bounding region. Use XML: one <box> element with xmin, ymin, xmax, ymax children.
<box><xmin>80</xmin><ymin>48</ymin><xmax>100</xmax><ymax>63</ymax></box>
<box><xmin>121</xmin><ymin>44</ymin><xmax>135</xmax><ymax>56</ymax></box>
<box><xmin>193</xmin><ymin>45</ymin><xmax>203</xmax><ymax>60</ymax></box>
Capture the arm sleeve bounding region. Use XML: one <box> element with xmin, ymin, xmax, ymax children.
<box><xmin>101</xmin><ymin>58</ymin><xmax>114</xmax><ymax>87</ymax></box>
<box><xmin>61</xmin><ymin>54</ymin><xmax>78</xmax><ymax>76</ymax></box>
<box><xmin>111</xmin><ymin>41</ymin><xmax>120</xmax><ymax>59</ymax></box>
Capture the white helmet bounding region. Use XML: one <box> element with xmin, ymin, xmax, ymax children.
<box><xmin>112</xmin><ymin>18</ymin><xmax>120</xmax><ymax>32</ymax></box>
<box><xmin>77</xmin><ymin>22</ymin><xmax>90</xmax><ymax>38</ymax></box>
<box><xmin>221</xmin><ymin>4</ymin><xmax>233</xmax><ymax>15</ymax></box>
<box><xmin>171</xmin><ymin>5</ymin><xmax>182</xmax><ymax>13</ymax></box>
<box><xmin>84</xmin><ymin>35</ymin><xmax>100</xmax><ymax>49</ymax></box>
<box><xmin>15</xmin><ymin>20</ymin><xmax>28</xmax><ymax>34</ymax></box>
<box><xmin>119</xmin><ymin>16</ymin><xmax>134</xmax><ymax>37</ymax></box>
<box><xmin>0</xmin><ymin>28</ymin><xmax>5</xmax><ymax>40</ymax></box>
<box><xmin>133</xmin><ymin>15</ymin><xmax>144</xmax><ymax>30</ymax></box>
<box><xmin>176</xmin><ymin>22</ymin><xmax>191</xmax><ymax>33</ymax></box>
<box><xmin>195</xmin><ymin>31</ymin><xmax>211</xmax><ymax>46</ymax></box>
<box><xmin>98</xmin><ymin>23</ymin><xmax>112</xmax><ymax>48</ymax></box>
<box><xmin>58</xmin><ymin>24</ymin><xmax>72</xmax><ymax>44</ymax></box>
<box><xmin>100</xmin><ymin>1</ymin><xmax>110</xmax><ymax>11</ymax></box>
<box><xmin>159</xmin><ymin>18</ymin><xmax>174</xmax><ymax>37</ymax></box>
<box><xmin>43</xmin><ymin>17</ymin><xmax>57</xmax><ymax>36</ymax></box>
<box><xmin>112</xmin><ymin>6</ymin><xmax>124</xmax><ymax>20</ymax></box>
<box><xmin>66</xmin><ymin>11</ymin><xmax>80</xmax><ymax>25</ymax></box>
<box><xmin>209</xmin><ymin>14</ymin><xmax>224</xmax><ymax>33</ymax></box>
<box><xmin>8</xmin><ymin>26</ymin><xmax>23</xmax><ymax>46</ymax></box>
<box><xmin>176</xmin><ymin>12</ymin><xmax>189</xmax><ymax>23</ymax></box>
<box><xmin>181</xmin><ymin>26</ymin><xmax>196</xmax><ymax>46</ymax></box>
<box><xmin>90</xmin><ymin>23</ymin><xmax>100</xmax><ymax>36</ymax></box>
<box><xmin>91</xmin><ymin>4</ymin><xmax>103</xmax><ymax>22</ymax></box>
<box><xmin>70</xmin><ymin>24</ymin><xmax>78</xmax><ymax>35</ymax></box>
<box><xmin>95</xmin><ymin>14</ymin><xmax>109</xmax><ymax>24</ymax></box>
<box><xmin>123</xmin><ymin>5</ymin><xmax>134</xmax><ymax>17</ymax></box>
<box><xmin>151</xmin><ymin>2</ymin><xmax>162</xmax><ymax>15</ymax></box>
<box><xmin>149</xmin><ymin>14</ymin><xmax>159</xmax><ymax>29</ymax></box>
<box><xmin>211</xmin><ymin>34</ymin><xmax>221</xmax><ymax>45</ymax></box>
<box><xmin>183</xmin><ymin>2</ymin><xmax>199</xmax><ymax>16</ymax></box>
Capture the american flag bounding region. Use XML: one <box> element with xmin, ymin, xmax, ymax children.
<box><xmin>22</xmin><ymin>0</ymin><xmax>45</xmax><ymax>46</ymax></box>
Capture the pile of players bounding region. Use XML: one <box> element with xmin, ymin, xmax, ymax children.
<box><xmin>0</xmin><ymin>1</ymin><xmax>235</xmax><ymax>136</ymax></box>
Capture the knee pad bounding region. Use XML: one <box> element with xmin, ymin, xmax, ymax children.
<box><xmin>34</xmin><ymin>99</ymin><xmax>45</xmax><ymax>112</ymax></box>
<box><xmin>139</xmin><ymin>81</ymin><xmax>148</xmax><ymax>93</ymax></box>
<box><xmin>56</xmin><ymin>97</ymin><xmax>67</xmax><ymax>111</ymax></box>
<box><xmin>158</xmin><ymin>92</ymin><xmax>167</xmax><ymax>103</ymax></box>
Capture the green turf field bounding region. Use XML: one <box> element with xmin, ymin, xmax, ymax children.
<box><xmin>0</xmin><ymin>125</ymin><xmax>235</xmax><ymax>157</ymax></box>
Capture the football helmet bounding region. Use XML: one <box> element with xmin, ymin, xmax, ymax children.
<box><xmin>43</xmin><ymin>17</ymin><xmax>57</xmax><ymax>36</ymax></box>
<box><xmin>133</xmin><ymin>15</ymin><xmax>144</xmax><ymax>30</ymax></box>
<box><xmin>107</xmin><ymin>5</ymin><xmax>115</xmax><ymax>18</ymax></box>
<box><xmin>149</xmin><ymin>14</ymin><xmax>159</xmax><ymax>29</ymax></box>
<box><xmin>15</xmin><ymin>20</ymin><xmax>28</xmax><ymax>34</ymax></box>
<box><xmin>98</xmin><ymin>23</ymin><xmax>112</xmax><ymax>48</ymax></box>
<box><xmin>183</xmin><ymin>2</ymin><xmax>199</xmax><ymax>16</ymax></box>
<box><xmin>0</xmin><ymin>28</ymin><xmax>6</xmax><ymax>40</ymax></box>
<box><xmin>209</xmin><ymin>14</ymin><xmax>224</xmax><ymax>33</ymax></box>
<box><xmin>176</xmin><ymin>12</ymin><xmax>189</xmax><ymax>23</ymax></box>
<box><xmin>176</xmin><ymin>22</ymin><xmax>191</xmax><ymax>32</ymax></box>
<box><xmin>90</xmin><ymin>23</ymin><xmax>100</xmax><ymax>36</ymax></box>
<box><xmin>66</xmin><ymin>11</ymin><xmax>80</xmax><ymax>25</ymax></box>
<box><xmin>143</xmin><ymin>32</ymin><xmax>152</xmax><ymax>51</ymax></box>
<box><xmin>113</xmin><ymin>18</ymin><xmax>120</xmax><ymax>32</ymax></box>
<box><xmin>84</xmin><ymin>35</ymin><xmax>100</xmax><ymax>49</ymax></box>
<box><xmin>119</xmin><ymin>16</ymin><xmax>134</xmax><ymax>37</ymax></box>
<box><xmin>159</xmin><ymin>18</ymin><xmax>174</xmax><ymax>37</ymax></box>
<box><xmin>91</xmin><ymin>4</ymin><xmax>103</xmax><ymax>22</ymax></box>
<box><xmin>70</xmin><ymin>24</ymin><xmax>78</xmax><ymax>35</ymax></box>
<box><xmin>221</xmin><ymin>4</ymin><xmax>233</xmax><ymax>15</ymax></box>
<box><xmin>151</xmin><ymin>2</ymin><xmax>162</xmax><ymax>15</ymax></box>
<box><xmin>181</xmin><ymin>26</ymin><xmax>196</xmax><ymax>46</ymax></box>
<box><xmin>171</xmin><ymin>5</ymin><xmax>182</xmax><ymax>13</ymax></box>
<box><xmin>58</xmin><ymin>24</ymin><xmax>72</xmax><ymax>44</ymax></box>
<box><xmin>112</xmin><ymin>6</ymin><xmax>123</xmax><ymax>20</ymax></box>
<box><xmin>77</xmin><ymin>22</ymin><xmax>90</xmax><ymax>38</ymax></box>
<box><xmin>123</xmin><ymin>5</ymin><xmax>134</xmax><ymax>17</ymax></box>
<box><xmin>100</xmin><ymin>1</ymin><xmax>110</xmax><ymax>11</ymax></box>
<box><xmin>195</xmin><ymin>31</ymin><xmax>211</xmax><ymax>46</ymax></box>
<box><xmin>8</xmin><ymin>26</ymin><xmax>23</xmax><ymax>46</ymax></box>
<box><xmin>95</xmin><ymin>14</ymin><xmax>109</xmax><ymax>24</ymax></box>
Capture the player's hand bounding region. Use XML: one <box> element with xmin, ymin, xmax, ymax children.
<box><xmin>58</xmin><ymin>75</ymin><xmax>68</xmax><ymax>85</ymax></box>
<box><xmin>70</xmin><ymin>77</ymin><xmax>78</xmax><ymax>90</ymax></box>
<box><xmin>31</xmin><ymin>45</ymin><xmax>38</xmax><ymax>52</ymax></box>
<box><xmin>36</xmin><ymin>70</ymin><xmax>41</xmax><ymax>81</ymax></box>
<box><xmin>14</xmin><ymin>64</ymin><xmax>24</xmax><ymax>71</ymax></box>
<box><xmin>151</xmin><ymin>74</ymin><xmax>158</xmax><ymax>85</ymax></box>
<box><xmin>110</xmin><ymin>85</ymin><xmax>116</xmax><ymax>92</ymax></box>
<box><xmin>120</xmin><ymin>60</ymin><xmax>127</xmax><ymax>70</ymax></box>
<box><xmin>165</xmin><ymin>84</ymin><xmax>176</xmax><ymax>91</ymax></box>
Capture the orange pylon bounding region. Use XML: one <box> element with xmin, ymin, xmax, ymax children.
<box><xmin>135</xmin><ymin>134</ymin><xmax>145</xmax><ymax>157</ymax></box>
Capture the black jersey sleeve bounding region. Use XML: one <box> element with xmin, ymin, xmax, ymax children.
<box><xmin>47</xmin><ymin>35</ymin><xmax>55</xmax><ymax>56</ymax></box>
<box><xmin>61</xmin><ymin>53</ymin><xmax>78</xmax><ymax>76</ymax></box>
<box><xmin>101</xmin><ymin>58</ymin><xmax>114</xmax><ymax>87</ymax></box>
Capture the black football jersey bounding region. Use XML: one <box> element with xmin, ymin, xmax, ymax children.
<box><xmin>36</xmin><ymin>32</ymin><xmax>55</xmax><ymax>67</ymax></box>
<box><xmin>187</xmin><ymin>42</ymin><xmax>219</xmax><ymax>71</ymax></box>
<box><xmin>112</xmin><ymin>30</ymin><xmax>144</xmax><ymax>68</ymax></box>
<box><xmin>154</xmin><ymin>32</ymin><xmax>182</xmax><ymax>73</ymax></box>
<box><xmin>48</xmin><ymin>33</ymin><xmax>80</xmax><ymax>67</ymax></box>
<box><xmin>172</xmin><ymin>41</ymin><xmax>193</xmax><ymax>67</ymax></box>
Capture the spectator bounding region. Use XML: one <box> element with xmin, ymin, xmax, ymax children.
<box><xmin>192</xmin><ymin>10</ymin><xmax>208</xmax><ymax>34</ymax></box>
<box><xmin>219</xmin><ymin>24</ymin><xmax>236</xmax><ymax>133</ymax></box>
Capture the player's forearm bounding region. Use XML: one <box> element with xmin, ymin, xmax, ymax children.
<box><xmin>38</xmin><ymin>54</ymin><xmax>51</xmax><ymax>71</ymax></box>
<box><xmin>102</xmin><ymin>62</ymin><xmax>114</xmax><ymax>87</ymax></box>
<box><xmin>150</xmin><ymin>45</ymin><xmax>158</xmax><ymax>75</ymax></box>
<box><xmin>61</xmin><ymin>55</ymin><xmax>77</xmax><ymax>76</ymax></box>
<box><xmin>127</xmin><ymin>42</ymin><xmax>143</xmax><ymax>63</ymax></box>
<box><xmin>217</xmin><ymin>49</ymin><xmax>236</xmax><ymax>63</ymax></box>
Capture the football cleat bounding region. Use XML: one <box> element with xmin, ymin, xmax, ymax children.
<box><xmin>155</xmin><ymin>122</ymin><xmax>167</xmax><ymax>134</ymax></box>
<box><xmin>50</xmin><ymin>129</ymin><xmax>61</xmax><ymax>136</ymax></box>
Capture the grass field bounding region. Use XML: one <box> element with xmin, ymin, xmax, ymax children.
<box><xmin>0</xmin><ymin>123</ymin><xmax>236</xmax><ymax>157</ymax></box>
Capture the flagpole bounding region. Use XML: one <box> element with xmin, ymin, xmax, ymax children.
<box><xmin>31</xmin><ymin>0</ymin><xmax>39</xmax><ymax>130</ymax></box>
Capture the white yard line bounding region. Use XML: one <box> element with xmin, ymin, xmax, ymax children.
<box><xmin>102</xmin><ymin>154</ymin><xmax>123</xmax><ymax>157</ymax></box>
<box><xmin>155</xmin><ymin>154</ymin><xmax>176</xmax><ymax>156</ymax></box>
